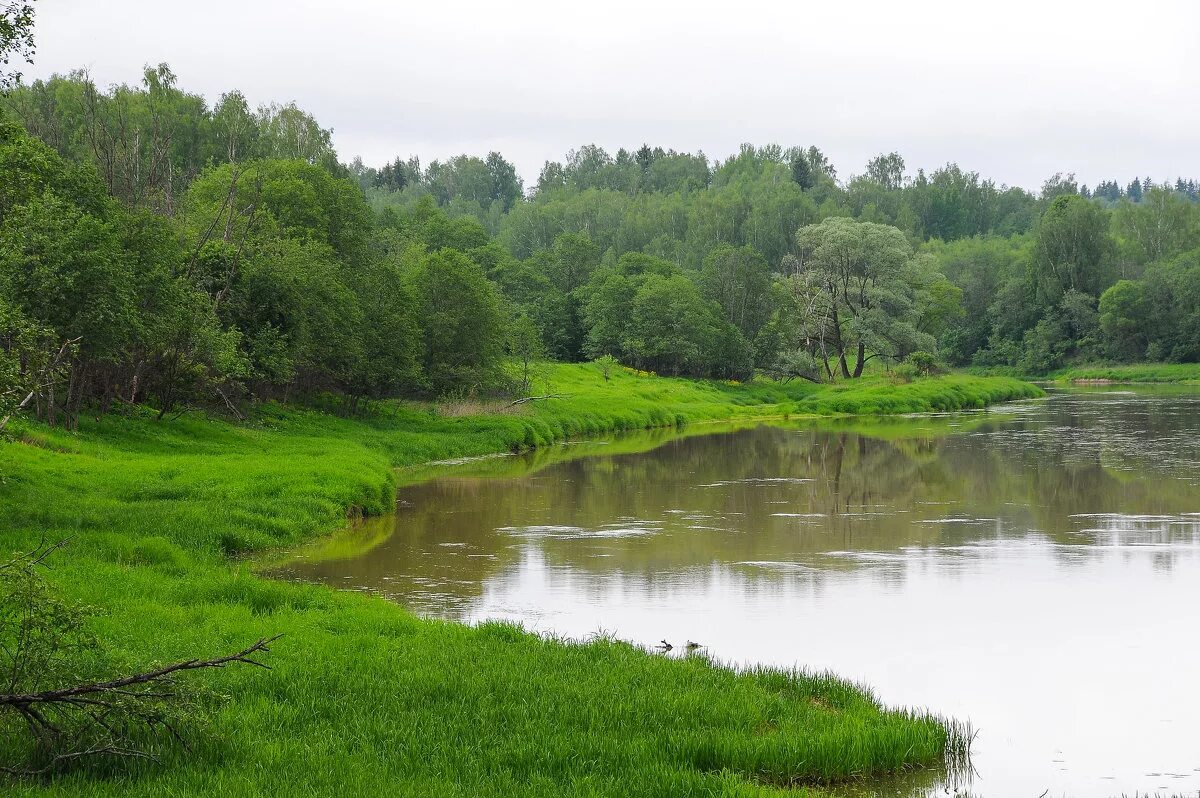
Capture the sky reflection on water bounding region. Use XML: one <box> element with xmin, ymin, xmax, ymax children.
<box><xmin>274</xmin><ymin>388</ymin><xmax>1200</xmax><ymax>796</ymax></box>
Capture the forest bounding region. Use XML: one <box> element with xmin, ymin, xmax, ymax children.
<box><xmin>2</xmin><ymin>65</ymin><xmax>1199</xmax><ymax>428</ymax></box>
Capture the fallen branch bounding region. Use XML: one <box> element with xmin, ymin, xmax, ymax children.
<box><xmin>2</xmin><ymin>540</ymin><xmax>285</xmax><ymax>778</ymax></box>
<box><xmin>0</xmin><ymin>635</ymin><xmax>281</xmax><ymax>711</ymax></box>
<box><xmin>213</xmin><ymin>386</ymin><xmax>245</xmax><ymax>421</ymax></box>
<box><xmin>506</xmin><ymin>393</ymin><xmax>570</xmax><ymax>407</ymax></box>
<box><xmin>0</xmin><ymin>535</ymin><xmax>69</xmax><ymax>573</ymax></box>
<box><xmin>0</xmin><ymin>745</ymin><xmax>156</xmax><ymax>778</ymax></box>
<box><xmin>0</xmin><ymin>633</ymin><xmax>282</xmax><ymax>778</ymax></box>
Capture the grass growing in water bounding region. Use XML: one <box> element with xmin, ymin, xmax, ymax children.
<box><xmin>0</xmin><ymin>364</ymin><xmax>1021</xmax><ymax>795</ymax></box>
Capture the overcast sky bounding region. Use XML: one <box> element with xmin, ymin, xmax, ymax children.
<box><xmin>26</xmin><ymin>0</ymin><xmax>1200</xmax><ymax>191</ymax></box>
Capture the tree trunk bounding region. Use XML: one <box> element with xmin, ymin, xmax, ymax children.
<box><xmin>828</xmin><ymin>300</ymin><xmax>850</xmax><ymax>379</ymax></box>
<box><xmin>852</xmin><ymin>342</ymin><xmax>866</xmax><ymax>378</ymax></box>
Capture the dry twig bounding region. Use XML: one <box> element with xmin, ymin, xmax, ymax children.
<box><xmin>506</xmin><ymin>393</ymin><xmax>569</xmax><ymax>407</ymax></box>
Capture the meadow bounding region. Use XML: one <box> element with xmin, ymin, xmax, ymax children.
<box><xmin>0</xmin><ymin>365</ymin><xmax>1035</xmax><ymax>796</ymax></box>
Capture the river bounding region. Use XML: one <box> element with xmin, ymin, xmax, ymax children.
<box><xmin>273</xmin><ymin>386</ymin><xmax>1200</xmax><ymax>796</ymax></box>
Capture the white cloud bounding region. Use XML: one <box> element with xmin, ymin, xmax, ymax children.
<box><xmin>28</xmin><ymin>0</ymin><xmax>1200</xmax><ymax>190</ymax></box>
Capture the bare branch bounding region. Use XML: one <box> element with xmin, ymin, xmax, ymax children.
<box><xmin>0</xmin><ymin>536</ymin><xmax>69</xmax><ymax>573</ymax></box>
<box><xmin>0</xmin><ymin>746</ymin><xmax>157</xmax><ymax>777</ymax></box>
<box><xmin>183</xmin><ymin>166</ymin><xmax>239</xmax><ymax>278</ymax></box>
<box><xmin>506</xmin><ymin>394</ymin><xmax>570</xmax><ymax>407</ymax></box>
<box><xmin>212</xmin><ymin>386</ymin><xmax>244</xmax><ymax>421</ymax></box>
<box><xmin>0</xmin><ymin>635</ymin><xmax>282</xmax><ymax>710</ymax></box>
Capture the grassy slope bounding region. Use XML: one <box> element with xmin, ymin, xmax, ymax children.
<box><xmin>1</xmin><ymin>365</ymin><xmax>1034</xmax><ymax>796</ymax></box>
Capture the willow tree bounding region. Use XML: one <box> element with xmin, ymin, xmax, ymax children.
<box><xmin>794</xmin><ymin>217</ymin><xmax>938</xmax><ymax>378</ymax></box>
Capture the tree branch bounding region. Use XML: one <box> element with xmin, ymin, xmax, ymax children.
<box><xmin>0</xmin><ymin>746</ymin><xmax>156</xmax><ymax>777</ymax></box>
<box><xmin>506</xmin><ymin>394</ymin><xmax>569</xmax><ymax>407</ymax></box>
<box><xmin>0</xmin><ymin>635</ymin><xmax>282</xmax><ymax>710</ymax></box>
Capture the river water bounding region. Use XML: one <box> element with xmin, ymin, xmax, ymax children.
<box><xmin>274</xmin><ymin>387</ymin><xmax>1200</xmax><ymax>796</ymax></box>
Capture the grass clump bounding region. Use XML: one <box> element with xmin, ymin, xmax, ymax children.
<box><xmin>0</xmin><ymin>364</ymin><xmax>1020</xmax><ymax>795</ymax></box>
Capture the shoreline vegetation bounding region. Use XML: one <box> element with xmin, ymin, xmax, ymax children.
<box><xmin>966</xmin><ymin>362</ymin><xmax>1200</xmax><ymax>385</ymax></box>
<box><xmin>0</xmin><ymin>365</ymin><xmax>1037</xmax><ymax>796</ymax></box>
<box><xmin>1050</xmin><ymin>363</ymin><xmax>1200</xmax><ymax>384</ymax></box>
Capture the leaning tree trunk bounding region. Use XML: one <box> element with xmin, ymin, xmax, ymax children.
<box><xmin>852</xmin><ymin>342</ymin><xmax>867</xmax><ymax>378</ymax></box>
<box><xmin>829</xmin><ymin>303</ymin><xmax>851</xmax><ymax>379</ymax></box>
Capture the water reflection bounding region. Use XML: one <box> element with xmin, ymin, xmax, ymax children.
<box><xmin>271</xmin><ymin>388</ymin><xmax>1200</xmax><ymax>796</ymax></box>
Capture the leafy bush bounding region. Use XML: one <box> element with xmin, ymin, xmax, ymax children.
<box><xmin>907</xmin><ymin>350</ymin><xmax>944</xmax><ymax>376</ymax></box>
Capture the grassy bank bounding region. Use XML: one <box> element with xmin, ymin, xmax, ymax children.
<box><xmin>0</xmin><ymin>365</ymin><xmax>1032</xmax><ymax>796</ymax></box>
<box><xmin>964</xmin><ymin>362</ymin><xmax>1200</xmax><ymax>385</ymax></box>
<box><xmin>1050</xmin><ymin>363</ymin><xmax>1200</xmax><ymax>384</ymax></box>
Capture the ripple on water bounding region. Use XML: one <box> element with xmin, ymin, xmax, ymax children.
<box><xmin>697</xmin><ymin>477</ymin><xmax>813</xmax><ymax>487</ymax></box>
<box><xmin>917</xmin><ymin>517</ymin><xmax>998</xmax><ymax>524</ymax></box>
<box><xmin>423</xmin><ymin>452</ymin><xmax>514</xmax><ymax>467</ymax></box>
<box><xmin>499</xmin><ymin>523</ymin><xmax>662</xmax><ymax>540</ymax></box>
<box><xmin>736</xmin><ymin>560</ymin><xmax>822</xmax><ymax>573</ymax></box>
<box><xmin>1068</xmin><ymin>513</ymin><xmax>1200</xmax><ymax>546</ymax></box>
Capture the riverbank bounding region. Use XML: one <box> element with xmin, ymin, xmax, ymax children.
<box><xmin>1</xmin><ymin>365</ymin><xmax>1033</xmax><ymax>795</ymax></box>
<box><xmin>1050</xmin><ymin>363</ymin><xmax>1200</xmax><ymax>384</ymax></box>
<box><xmin>967</xmin><ymin>362</ymin><xmax>1200</xmax><ymax>385</ymax></box>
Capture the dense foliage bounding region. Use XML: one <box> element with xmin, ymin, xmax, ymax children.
<box><xmin>1</xmin><ymin>67</ymin><xmax>1197</xmax><ymax>428</ymax></box>
<box><xmin>0</xmin><ymin>73</ymin><xmax>516</xmax><ymax>428</ymax></box>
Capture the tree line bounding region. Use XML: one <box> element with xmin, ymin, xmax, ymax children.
<box><xmin>3</xmin><ymin>66</ymin><xmax>1199</xmax><ymax>428</ymax></box>
<box><xmin>358</xmin><ymin>140</ymin><xmax>1200</xmax><ymax>378</ymax></box>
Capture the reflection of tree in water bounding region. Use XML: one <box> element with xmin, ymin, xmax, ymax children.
<box><xmin>276</xmin><ymin>391</ymin><xmax>1200</xmax><ymax>614</ymax></box>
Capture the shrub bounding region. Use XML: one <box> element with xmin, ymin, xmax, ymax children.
<box><xmin>907</xmin><ymin>351</ymin><xmax>944</xmax><ymax>377</ymax></box>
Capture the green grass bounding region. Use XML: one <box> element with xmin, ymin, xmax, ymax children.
<box><xmin>1050</xmin><ymin>363</ymin><xmax>1200</xmax><ymax>384</ymax></box>
<box><xmin>0</xmin><ymin>364</ymin><xmax>1031</xmax><ymax>796</ymax></box>
<box><xmin>964</xmin><ymin>361</ymin><xmax>1200</xmax><ymax>384</ymax></box>
<box><xmin>788</xmin><ymin>373</ymin><xmax>1040</xmax><ymax>415</ymax></box>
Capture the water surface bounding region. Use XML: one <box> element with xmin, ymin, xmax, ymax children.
<box><xmin>275</xmin><ymin>388</ymin><xmax>1200</xmax><ymax>796</ymax></box>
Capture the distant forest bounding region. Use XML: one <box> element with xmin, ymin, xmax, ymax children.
<box><xmin>3</xmin><ymin>67</ymin><xmax>1199</xmax><ymax>426</ymax></box>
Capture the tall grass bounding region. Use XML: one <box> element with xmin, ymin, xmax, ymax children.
<box><xmin>0</xmin><ymin>364</ymin><xmax>1023</xmax><ymax>795</ymax></box>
